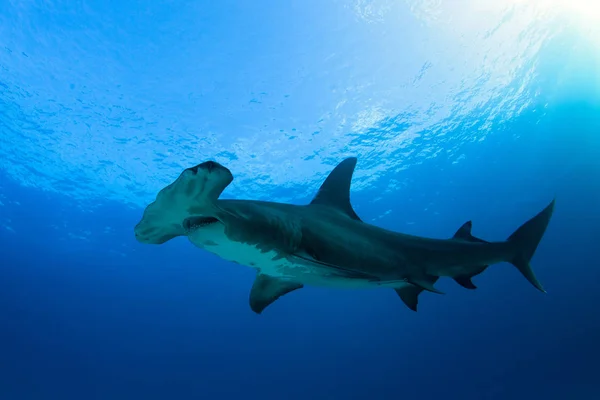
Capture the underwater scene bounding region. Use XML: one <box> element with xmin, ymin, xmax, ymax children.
<box><xmin>1</xmin><ymin>0</ymin><xmax>599</xmax><ymax>399</ymax></box>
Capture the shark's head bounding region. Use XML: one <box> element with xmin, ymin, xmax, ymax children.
<box><xmin>134</xmin><ymin>160</ymin><xmax>233</xmax><ymax>244</ymax></box>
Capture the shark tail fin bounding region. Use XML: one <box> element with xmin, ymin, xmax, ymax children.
<box><xmin>506</xmin><ymin>199</ymin><xmax>555</xmax><ymax>293</ymax></box>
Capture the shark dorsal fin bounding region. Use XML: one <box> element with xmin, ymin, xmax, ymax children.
<box><xmin>451</xmin><ymin>221</ymin><xmax>489</xmax><ymax>290</ymax></box>
<box><xmin>453</xmin><ymin>221</ymin><xmax>489</xmax><ymax>244</ymax></box>
<box><xmin>310</xmin><ymin>157</ymin><xmax>362</xmax><ymax>221</ymax></box>
<box><xmin>453</xmin><ymin>221</ymin><xmax>474</xmax><ymax>240</ymax></box>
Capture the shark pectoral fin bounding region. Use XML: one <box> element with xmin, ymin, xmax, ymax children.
<box><xmin>408</xmin><ymin>278</ymin><xmax>444</xmax><ymax>294</ymax></box>
<box><xmin>249</xmin><ymin>274</ymin><xmax>303</xmax><ymax>314</ymax></box>
<box><xmin>394</xmin><ymin>286</ymin><xmax>425</xmax><ymax>312</ymax></box>
<box><xmin>309</xmin><ymin>157</ymin><xmax>362</xmax><ymax>221</ymax></box>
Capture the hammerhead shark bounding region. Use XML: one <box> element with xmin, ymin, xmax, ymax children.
<box><xmin>134</xmin><ymin>158</ymin><xmax>554</xmax><ymax>314</ymax></box>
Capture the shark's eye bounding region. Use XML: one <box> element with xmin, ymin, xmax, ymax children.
<box><xmin>183</xmin><ymin>216</ymin><xmax>219</xmax><ymax>231</ymax></box>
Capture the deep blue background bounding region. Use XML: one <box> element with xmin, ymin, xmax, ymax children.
<box><xmin>2</xmin><ymin>99</ymin><xmax>600</xmax><ymax>399</ymax></box>
<box><xmin>2</xmin><ymin>1</ymin><xmax>600</xmax><ymax>399</ymax></box>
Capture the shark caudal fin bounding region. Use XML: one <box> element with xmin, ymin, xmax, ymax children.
<box><xmin>506</xmin><ymin>199</ymin><xmax>556</xmax><ymax>293</ymax></box>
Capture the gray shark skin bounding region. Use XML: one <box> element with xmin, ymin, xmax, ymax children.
<box><xmin>134</xmin><ymin>158</ymin><xmax>555</xmax><ymax>314</ymax></box>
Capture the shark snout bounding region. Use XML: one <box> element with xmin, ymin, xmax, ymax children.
<box><xmin>182</xmin><ymin>161</ymin><xmax>234</xmax><ymax>194</ymax></box>
<box><xmin>187</xmin><ymin>160</ymin><xmax>224</xmax><ymax>175</ymax></box>
<box><xmin>133</xmin><ymin>219</ymin><xmax>156</xmax><ymax>243</ymax></box>
<box><xmin>203</xmin><ymin>161</ymin><xmax>217</xmax><ymax>172</ymax></box>
<box><xmin>133</xmin><ymin>218</ymin><xmax>184</xmax><ymax>245</ymax></box>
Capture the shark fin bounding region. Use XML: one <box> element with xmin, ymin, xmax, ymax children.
<box><xmin>394</xmin><ymin>285</ymin><xmax>424</xmax><ymax>312</ymax></box>
<box><xmin>310</xmin><ymin>157</ymin><xmax>362</xmax><ymax>221</ymax></box>
<box><xmin>453</xmin><ymin>220</ymin><xmax>488</xmax><ymax>243</ymax></box>
<box><xmin>453</xmin><ymin>221</ymin><xmax>474</xmax><ymax>240</ymax></box>
<box><xmin>453</xmin><ymin>275</ymin><xmax>478</xmax><ymax>289</ymax></box>
<box><xmin>408</xmin><ymin>278</ymin><xmax>444</xmax><ymax>294</ymax></box>
<box><xmin>451</xmin><ymin>221</ymin><xmax>489</xmax><ymax>289</ymax></box>
<box><xmin>506</xmin><ymin>199</ymin><xmax>555</xmax><ymax>293</ymax></box>
<box><xmin>249</xmin><ymin>274</ymin><xmax>303</xmax><ymax>314</ymax></box>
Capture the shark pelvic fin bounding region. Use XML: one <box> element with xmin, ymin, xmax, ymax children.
<box><xmin>451</xmin><ymin>221</ymin><xmax>489</xmax><ymax>289</ymax></box>
<box><xmin>249</xmin><ymin>274</ymin><xmax>303</xmax><ymax>314</ymax></box>
<box><xmin>394</xmin><ymin>285</ymin><xmax>425</xmax><ymax>312</ymax></box>
<box><xmin>408</xmin><ymin>278</ymin><xmax>444</xmax><ymax>294</ymax></box>
<box><xmin>310</xmin><ymin>157</ymin><xmax>362</xmax><ymax>221</ymax></box>
<box><xmin>453</xmin><ymin>275</ymin><xmax>478</xmax><ymax>289</ymax></box>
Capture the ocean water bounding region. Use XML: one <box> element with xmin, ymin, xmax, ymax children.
<box><xmin>1</xmin><ymin>0</ymin><xmax>599</xmax><ymax>399</ymax></box>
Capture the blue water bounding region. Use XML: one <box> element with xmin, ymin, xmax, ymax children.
<box><xmin>1</xmin><ymin>1</ymin><xmax>600</xmax><ymax>399</ymax></box>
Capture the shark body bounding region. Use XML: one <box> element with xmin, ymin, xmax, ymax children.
<box><xmin>134</xmin><ymin>158</ymin><xmax>554</xmax><ymax>314</ymax></box>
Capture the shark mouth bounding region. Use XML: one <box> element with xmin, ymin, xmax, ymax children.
<box><xmin>183</xmin><ymin>216</ymin><xmax>220</xmax><ymax>232</ymax></box>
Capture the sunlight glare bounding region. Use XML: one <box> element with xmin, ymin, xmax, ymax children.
<box><xmin>539</xmin><ymin>0</ymin><xmax>600</xmax><ymax>36</ymax></box>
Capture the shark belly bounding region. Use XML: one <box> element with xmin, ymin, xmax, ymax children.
<box><xmin>186</xmin><ymin>223</ymin><xmax>384</xmax><ymax>289</ymax></box>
